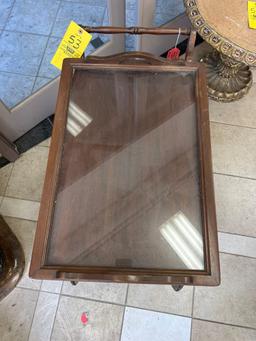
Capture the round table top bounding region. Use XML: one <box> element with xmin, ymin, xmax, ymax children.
<box><xmin>184</xmin><ymin>0</ymin><xmax>256</xmax><ymax>66</ymax></box>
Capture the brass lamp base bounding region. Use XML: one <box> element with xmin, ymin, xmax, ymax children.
<box><xmin>201</xmin><ymin>51</ymin><xmax>253</xmax><ymax>102</ymax></box>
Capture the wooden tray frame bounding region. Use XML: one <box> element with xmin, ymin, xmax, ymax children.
<box><xmin>30</xmin><ymin>28</ymin><xmax>220</xmax><ymax>287</ymax></box>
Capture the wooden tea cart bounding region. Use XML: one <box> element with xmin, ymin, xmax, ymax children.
<box><xmin>30</xmin><ymin>27</ymin><xmax>220</xmax><ymax>291</ymax></box>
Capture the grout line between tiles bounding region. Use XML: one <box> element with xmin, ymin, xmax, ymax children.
<box><xmin>17</xmin><ymin>286</ymin><xmax>56</xmax><ymax>294</ymax></box>
<box><xmin>59</xmin><ymin>292</ymin><xmax>192</xmax><ymax>319</ymax></box>
<box><xmin>210</xmin><ymin>120</ymin><xmax>256</xmax><ymax>131</ymax></box>
<box><xmin>1</xmin><ymin>2</ymin><xmax>108</xmax><ymax>38</ymax></box>
<box><xmin>13</xmin><ymin>286</ymin><xmax>256</xmax><ymax>332</ymax></box>
<box><xmin>191</xmin><ymin>286</ymin><xmax>195</xmax><ymax>317</ymax></box>
<box><xmin>2</xmin><ymin>0</ymin><xmax>17</xmax><ymax>32</ymax></box>
<box><xmin>0</xmin><ymin>0</ymin><xmax>16</xmax><ymax>107</ymax></box>
<box><xmin>190</xmin><ymin>318</ymin><xmax>194</xmax><ymax>341</ymax></box>
<box><xmin>61</xmin><ymin>0</ymin><xmax>107</xmax><ymax>8</ymax></box>
<box><xmin>14</xmin><ymin>79</ymin><xmax>52</xmax><ymax>108</ymax></box>
<box><xmin>213</xmin><ymin>171</ymin><xmax>256</xmax><ymax>182</ymax></box>
<box><xmin>0</xmin><ymin>0</ymin><xmax>107</xmax><ymax>104</ymax></box>
<box><xmin>59</xmin><ymin>292</ymin><xmax>256</xmax><ymax>331</ymax></box>
<box><xmin>48</xmin><ymin>35</ymin><xmax>63</xmax><ymax>39</ymax></box>
<box><xmin>118</xmin><ymin>284</ymin><xmax>129</xmax><ymax>341</ymax></box>
<box><xmin>2</xmin><ymin>29</ymin><xmax>49</xmax><ymax>38</ymax></box>
<box><xmin>192</xmin><ymin>317</ymin><xmax>256</xmax><ymax>332</ymax></box>
<box><xmin>219</xmin><ymin>251</ymin><xmax>256</xmax><ymax>260</ymax></box>
<box><xmin>36</xmin><ymin>144</ymin><xmax>50</xmax><ymax>149</ymax></box>
<box><xmin>0</xmin><ymin>164</ymin><xmax>14</xmax><ymax>203</ymax></box>
<box><xmin>31</xmin><ymin>0</ymin><xmax>63</xmax><ymax>92</ymax></box>
<box><xmin>27</xmin><ymin>289</ymin><xmax>41</xmax><ymax>341</ymax></box>
<box><xmin>1</xmin><ymin>195</ymin><xmax>41</xmax><ymax>204</ymax></box>
<box><xmin>34</xmin><ymin>144</ymin><xmax>50</xmax><ymax>150</ymax></box>
<box><xmin>125</xmin><ymin>284</ymin><xmax>129</xmax><ymax>305</ymax></box>
<box><xmin>48</xmin><ymin>282</ymin><xmax>64</xmax><ymax>340</ymax></box>
<box><xmin>59</xmin><ymin>293</ymin><xmax>126</xmax><ymax>309</ymax></box>
<box><xmin>60</xmin><ymin>277</ymin><xmax>64</xmax><ymax>295</ymax></box>
<box><xmin>218</xmin><ymin>230</ymin><xmax>256</xmax><ymax>240</ymax></box>
<box><xmin>39</xmin><ymin>279</ymin><xmax>43</xmax><ymax>291</ymax></box>
<box><xmin>0</xmin><ymin>163</ymin><xmax>14</xmax><ymax>207</ymax></box>
<box><xmin>0</xmin><ymin>69</ymin><xmax>37</xmax><ymax>78</ymax></box>
<box><xmin>49</xmin><ymin>1</ymin><xmax>107</xmax><ymax>40</ymax></box>
<box><xmin>189</xmin><ymin>287</ymin><xmax>195</xmax><ymax>341</ymax></box>
<box><xmin>17</xmin><ymin>283</ymin><xmax>41</xmax><ymax>291</ymax></box>
<box><xmin>1</xmin><ymin>215</ymin><xmax>38</xmax><ymax>223</ymax></box>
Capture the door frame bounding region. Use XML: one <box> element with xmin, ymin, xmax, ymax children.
<box><xmin>135</xmin><ymin>0</ymin><xmax>191</xmax><ymax>56</ymax></box>
<box><xmin>0</xmin><ymin>0</ymin><xmax>125</xmax><ymax>142</ymax></box>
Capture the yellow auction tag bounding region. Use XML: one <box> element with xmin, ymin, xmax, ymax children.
<box><xmin>51</xmin><ymin>21</ymin><xmax>92</xmax><ymax>70</ymax></box>
<box><xmin>248</xmin><ymin>1</ymin><xmax>256</xmax><ymax>29</ymax></box>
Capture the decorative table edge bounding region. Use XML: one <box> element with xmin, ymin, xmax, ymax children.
<box><xmin>184</xmin><ymin>0</ymin><xmax>256</xmax><ymax>66</ymax></box>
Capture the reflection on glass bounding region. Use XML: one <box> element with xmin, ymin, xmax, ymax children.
<box><xmin>160</xmin><ymin>211</ymin><xmax>204</xmax><ymax>270</ymax></box>
<box><xmin>46</xmin><ymin>68</ymin><xmax>205</xmax><ymax>271</ymax></box>
<box><xmin>67</xmin><ymin>101</ymin><xmax>92</xmax><ymax>137</ymax></box>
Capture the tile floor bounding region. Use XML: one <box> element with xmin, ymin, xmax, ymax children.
<box><xmin>0</xmin><ymin>0</ymin><xmax>106</xmax><ymax>108</ymax></box>
<box><xmin>0</xmin><ymin>0</ymin><xmax>184</xmax><ymax>108</ymax></box>
<box><xmin>0</xmin><ymin>76</ymin><xmax>256</xmax><ymax>340</ymax></box>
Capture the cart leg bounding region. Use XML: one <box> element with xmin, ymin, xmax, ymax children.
<box><xmin>172</xmin><ymin>284</ymin><xmax>184</xmax><ymax>292</ymax></box>
<box><xmin>71</xmin><ymin>281</ymin><xmax>78</xmax><ymax>286</ymax></box>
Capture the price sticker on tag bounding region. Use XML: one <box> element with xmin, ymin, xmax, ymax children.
<box><xmin>51</xmin><ymin>21</ymin><xmax>92</xmax><ymax>70</ymax></box>
<box><xmin>248</xmin><ymin>1</ymin><xmax>256</xmax><ymax>29</ymax></box>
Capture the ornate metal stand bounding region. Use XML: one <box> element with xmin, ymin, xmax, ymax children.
<box><xmin>0</xmin><ymin>216</ymin><xmax>25</xmax><ymax>301</ymax></box>
<box><xmin>201</xmin><ymin>51</ymin><xmax>252</xmax><ymax>102</ymax></box>
<box><xmin>184</xmin><ymin>0</ymin><xmax>256</xmax><ymax>102</ymax></box>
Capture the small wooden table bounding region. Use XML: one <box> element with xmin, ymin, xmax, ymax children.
<box><xmin>184</xmin><ymin>0</ymin><xmax>256</xmax><ymax>102</ymax></box>
<box><xmin>30</xmin><ymin>28</ymin><xmax>220</xmax><ymax>290</ymax></box>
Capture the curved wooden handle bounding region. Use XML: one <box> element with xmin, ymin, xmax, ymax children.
<box><xmin>86</xmin><ymin>51</ymin><xmax>175</xmax><ymax>66</ymax></box>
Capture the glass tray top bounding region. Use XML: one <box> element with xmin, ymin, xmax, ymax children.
<box><xmin>45</xmin><ymin>66</ymin><xmax>206</xmax><ymax>271</ymax></box>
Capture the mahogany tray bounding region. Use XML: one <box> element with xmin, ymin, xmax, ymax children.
<box><xmin>30</xmin><ymin>28</ymin><xmax>220</xmax><ymax>289</ymax></box>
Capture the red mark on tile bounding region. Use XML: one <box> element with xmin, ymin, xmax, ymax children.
<box><xmin>81</xmin><ymin>312</ymin><xmax>88</xmax><ymax>325</ymax></box>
